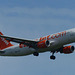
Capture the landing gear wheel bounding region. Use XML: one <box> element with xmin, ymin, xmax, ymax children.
<box><xmin>50</xmin><ymin>55</ymin><xmax>56</xmax><ymax>60</ymax></box>
<box><xmin>33</xmin><ymin>52</ymin><xmax>39</xmax><ymax>56</ymax></box>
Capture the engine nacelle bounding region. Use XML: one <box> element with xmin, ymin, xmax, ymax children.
<box><xmin>37</xmin><ymin>40</ymin><xmax>50</xmax><ymax>48</ymax></box>
<box><xmin>60</xmin><ymin>46</ymin><xmax>74</xmax><ymax>54</ymax></box>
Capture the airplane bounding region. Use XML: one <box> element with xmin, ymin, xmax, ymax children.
<box><xmin>0</xmin><ymin>28</ymin><xmax>75</xmax><ymax>60</ymax></box>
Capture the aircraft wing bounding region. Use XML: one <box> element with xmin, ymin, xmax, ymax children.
<box><xmin>0</xmin><ymin>35</ymin><xmax>38</xmax><ymax>48</ymax></box>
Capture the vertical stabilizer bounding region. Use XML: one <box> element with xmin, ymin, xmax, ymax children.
<box><xmin>0</xmin><ymin>32</ymin><xmax>13</xmax><ymax>50</ymax></box>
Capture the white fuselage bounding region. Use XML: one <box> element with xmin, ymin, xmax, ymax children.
<box><xmin>1</xmin><ymin>28</ymin><xmax>75</xmax><ymax>56</ymax></box>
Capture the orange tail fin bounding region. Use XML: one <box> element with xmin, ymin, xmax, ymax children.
<box><xmin>0</xmin><ymin>32</ymin><xmax>13</xmax><ymax>50</ymax></box>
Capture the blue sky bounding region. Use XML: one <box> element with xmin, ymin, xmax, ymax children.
<box><xmin>0</xmin><ymin>0</ymin><xmax>75</xmax><ymax>75</ymax></box>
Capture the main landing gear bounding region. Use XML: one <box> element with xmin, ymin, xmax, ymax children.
<box><xmin>33</xmin><ymin>51</ymin><xmax>56</xmax><ymax>60</ymax></box>
<box><xmin>50</xmin><ymin>52</ymin><xmax>56</xmax><ymax>60</ymax></box>
<box><xmin>33</xmin><ymin>52</ymin><xmax>39</xmax><ymax>56</ymax></box>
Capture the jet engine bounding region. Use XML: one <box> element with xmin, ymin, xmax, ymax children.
<box><xmin>37</xmin><ymin>40</ymin><xmax>50</xmax><ymax>48</ymax></box>
<box><xmin>60</xmin><ymin>46</ymin><xmax>74</xmax><ymax>54</ymax></box>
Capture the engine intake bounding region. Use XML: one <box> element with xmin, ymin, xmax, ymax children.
<box><xmin>37</xmin><ymin>40</ymin><xmax>50</xmax><ymax>48</ymax></box>
<box><xmin>60</xmin><ymin>46</ymin><xmax>74</xmax><ymax>54</ymax></box>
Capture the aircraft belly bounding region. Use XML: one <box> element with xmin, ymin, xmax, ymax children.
<box><xmin>0</xmin><ymin>46</ymin><xmax>35</xmax><ymax>56</ymax></box>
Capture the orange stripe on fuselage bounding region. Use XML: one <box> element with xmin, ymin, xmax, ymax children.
<box><xmin>39</xmin><ymin>31</ymin><xmax>66</xmax><ymax>41</ymax></box>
